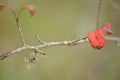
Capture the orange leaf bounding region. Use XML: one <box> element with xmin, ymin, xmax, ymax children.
<box><xmin>21</xmin><ymin>5</ymin><xmax>36</xmax><ymax>17</ymax></box>
<box><xmin>0</xmin><ymin>5</ymin><xmax>4</xmax><ymax>12</ymax></box>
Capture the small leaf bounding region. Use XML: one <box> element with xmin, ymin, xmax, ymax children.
<box><xmin>21</xmin><ymin>5</ymin><xmax>36</xmax><ymax>17</ymax></box>
<box><xmin>101</xmin><ymin>22</ymin><xmax>113</xmax><ymax>35</ymax></box>
<box><xmin>0</xmin><ymin>3</ymin><xmax>16</xmax><ymax>14</ymax></box>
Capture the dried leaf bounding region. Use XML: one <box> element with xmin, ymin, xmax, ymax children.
<box><xmin>0</xmin><ymin>5</ymin><xmax>4</xmax><ymax>12</ymax></box>
<box><xmin>21</xmin><ymin>5</ymin><xmax>36</xmax><ymax>17</ymax></box>
<box><xmin>101</xmin><ymin>22</ymin><xmax>113</xmax><ymax>35</ymax></box>
<box><xmin>0</xmin><ymin>3</ymin><xmax>16</xmax><ymax>14</ymax></box>
<box><xmin>88</xmin><ymin>22</ymin><xmax>113</xmax><ymax>49</ymax></box>
<box><xmin>88</xmin><ymin>29</ymin><xmax>106</xmax><ymax>49</ymax></box>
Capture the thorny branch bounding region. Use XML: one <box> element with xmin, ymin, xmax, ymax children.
<box><xmin>0</xmin><ymin>36</ymin><xmax>120</xmax><ymax>61</ymax></box>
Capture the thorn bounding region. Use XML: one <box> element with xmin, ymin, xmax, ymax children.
<box><xmin>35</xmin><ymin>34</ymin><xmax>46</xmax><ymax>44</ymax></box>
<box><xmin>35</xmin><ymin>48</ymin><xmax>46</xmax><ymax>55</ymax></box>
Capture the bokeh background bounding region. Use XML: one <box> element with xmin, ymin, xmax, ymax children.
<box><xmin>0</xmin><ymin>0</ymin><xmax>120</xmax><ymax>80</ymax></box>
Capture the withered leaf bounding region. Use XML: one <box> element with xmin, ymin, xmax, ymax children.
<box><xmin>0</xmin><ymin>3</ymin><xmax>16</xmax><ymax>14</ymax></box>
<box><xmin>21</xmin><ymin>5</ymin><xmax>36</xmax><ymax>17</ymax></box>
<box><xmin>0</xmin><ymin>5</ymin><xmax>4</xmax><ymax>12</ymax></box>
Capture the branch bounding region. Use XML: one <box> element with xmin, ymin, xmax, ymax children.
<box><xmin>0</xmin><ymin>36</ymin><xmax>120</xmax><ymax>61</ymax></box>
<box><xmin>106</xmin><ymin>36</ymin><xmax>120</xmax><ymax>42</ymax></box>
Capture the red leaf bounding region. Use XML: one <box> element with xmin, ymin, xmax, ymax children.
<box><xmin>88</xmin><ymin>22</ymin><xmax>113</xmax><ymax>49</ymax></box>
<box><xmin>101</xmin><ymin>22</ymin><xmax>112</xmax><ymax>34</ymax></box>
<box><xmin>0</xmin><ymin>3</ymin><xmax>16</xmax><ymax>15</ymax></box>
<box><xmin>21</xmin><ymin>5</ymin><xmax>36</xmax><ymax>17</ymax></box>
<box><xmin>88</xmin><ymin>29</ymin><xmax>106</xmax><ymax>49</ymax></box>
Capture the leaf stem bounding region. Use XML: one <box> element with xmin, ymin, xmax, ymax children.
<box><xmin>16</xmin><ymin>19</ymin><xmax>26</xmax><ymax>46</ymax></box>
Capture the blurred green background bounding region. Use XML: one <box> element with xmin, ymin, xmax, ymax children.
<box><xmin>0</xmin><ymin>0</ymin><xmax>120</xmax><ymax>80</ymax></box>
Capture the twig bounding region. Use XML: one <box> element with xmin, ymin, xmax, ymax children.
<box><xmin>0</xmin><ymin>37</ymin><xmax>87</xmax><ymax>60</ymax></box>
<box><xmin>96</xmin><ymin>0</ymin><xmax>102</xmax><ymax>29</ymax></box>
<box><xmin>35</xmin><ymin>34</ymin><xmax>46</xmax><ymax>44</ymax></box>
<box><xmin>0</xmin><ymin>36</ymin><xmax>120</xmax><ymax>61</ymax></box>
<box><xmin>106</xmin><ymin>36</ymin><xmax>120</xmax><ymax>42</ymax></box>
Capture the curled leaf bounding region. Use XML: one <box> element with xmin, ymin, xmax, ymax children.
<box><xmin>21</xmin><ymin>5</ymin><xmax>36</xmax><ymax>17</ymax></box>
<box><xmin>0</xmin><ymin>3</ymin><xmax>16</xmax><ymax>15</ymax></box>
<box><xmin>101</xmin><ymin>22</ymin><xmax>113</xmax><ymax>35</ymax></box>
<box><xmin>88</xmin><ymin>29</ymin><xmax>106</xmax><ymax>49</ymax></box>
<box><xmin>88</xmin><ymin>22</ymin><xmax>113</xmax><ymax>49</ymax></box>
